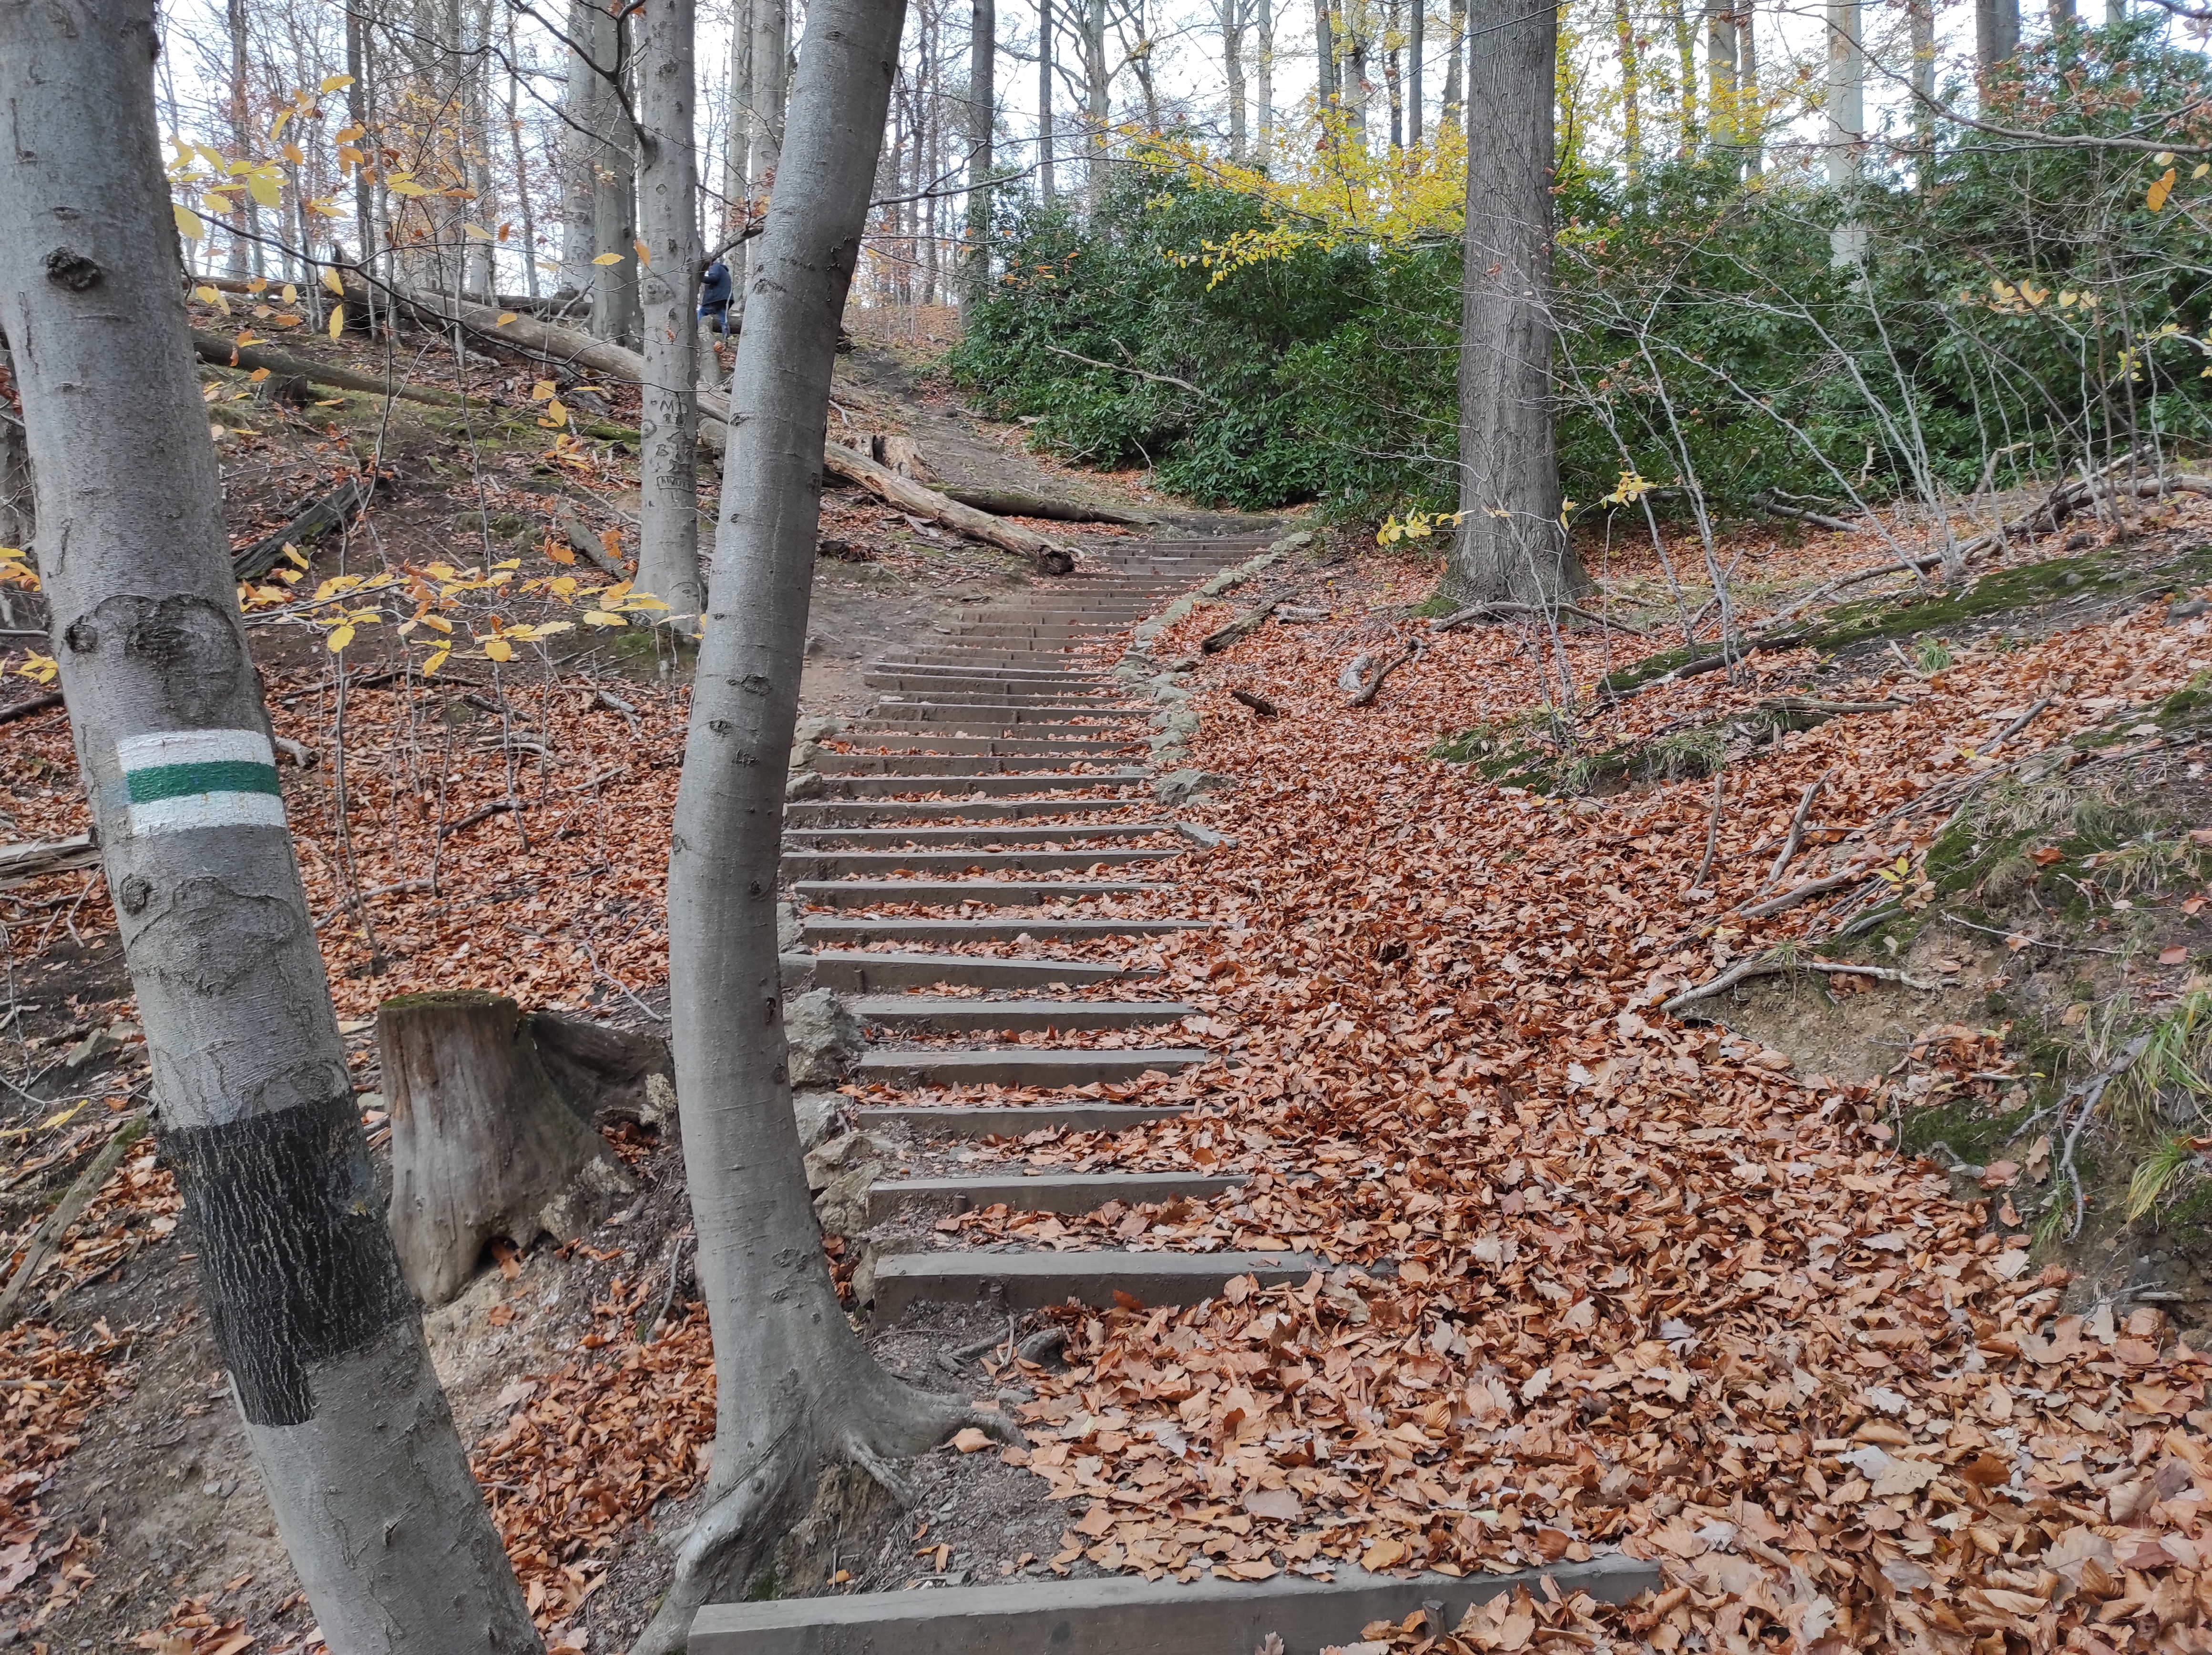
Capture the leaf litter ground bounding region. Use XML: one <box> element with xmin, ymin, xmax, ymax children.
<box><xmin>5</xmin><ymin>489</ymin><xmax>2212</xmax><ymax>1651</ymax></box>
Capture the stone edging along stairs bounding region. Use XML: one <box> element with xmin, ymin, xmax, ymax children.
<box><xmin>711</xmin><ymin>534</ymin><xmax>1660</xmax><ymax>1652</ymax></box>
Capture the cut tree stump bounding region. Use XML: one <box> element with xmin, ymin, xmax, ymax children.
<box><xmin>380</xmin><ymin>990</ymin><xmax>639</xmax><ymax>1306</ymax></box>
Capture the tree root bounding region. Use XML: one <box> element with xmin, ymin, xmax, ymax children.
<box><xmin>1661</xmin><ymin>954</ymin><xmax>1939</xmax><ymax>1017</ymax></box>
<box><xmin>627</xmin><ymin>1378</ymin><xmax>1010</xmax><ymax>1655</ymax></box>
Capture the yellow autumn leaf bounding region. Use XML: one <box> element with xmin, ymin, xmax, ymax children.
<box><xmin>491</xmin><ymin>558</ymin><xmax>522</xmax><ymax>571</ymax></box>
<box><xmin>282</xmin><ymin>141</ymin><xmax>306</xmax><ymax>164</ymax></box>
<box><xmin>615</xmin><ymin>593</ymin><xmax>671</xmax><ymax>611</ymax></box>
<box><xmin>483</xmin><ymin>636</ymin><xmax>515</xmax><ymax>662</ymax></box>
<box><xmin>328</xmin><ymin>306</ymin><xmax>344</xmax><ymax>341</ymax></box>
<box><xmin>581</xmin><ymin>610</ymin><xmax>627</xmax><ymax>627</ymax></box>
<box><xmin>248</xmin><ymin>367</ymin><xmax>271</xmax><ymax>383</ymax></box>
<box><xmin>2148</xmin><ymin>167</ymin><xmax>2177</xmax><ymax>212</ymax></box>
<box><xmin>248</xmin><ymin>172</ymin><xmax>282</xmax><ymax>209</ymax></box>
<box><xmin>543</xmin><ymin>398</ymin><xmax>568</xmax><ymax>424</ymax></box>
<box><xmin>325</xmin><ymin>623</ymin><xmax>355</xmax><ymax>652</ymax></box>
<box><xmin>545</xmin><ymin>540</ymin><xmax>577</xmax><ymax>565</ymax></box>
<box><xmin>532</xmin><ymin>621</ymin><xmax>574</xmax><ymax>638</ymax></box>
<box><xmin>531</xmin><ymin>380</ymin><xmax>556</xmax><ymax>400</ymax></box>
<box><xmin>496</xmin><ymin>311</ymin><xmax>519</xmax><ymax>326</ymax></box>
<box><xmin>319</xmin><ymin>73</ymin><xmax>355</xmax><ymax>92</ymax></box>
<box><xmin>591</xmin><ymin>251</ymin><xmax>625</xmax><ymax>266</ymax></box>
<box><xmin>321</xmin><ymin>266</ymin><xmax>346</xmax><ymax>296</ymax></box>
<box><xmin>464</xmin><ymin>223</ymin><xmax>495</xmax><ymax>242</ymax></box>
<box><xmin>634</xmin><ymin>238</ymin><xmax>650</xmax><ymax>265</ymax></box>
<box><xmin>174</xmin><ymin>203</ymin><xmax>205</xmax><ymax>239</ymax></box>
<box><xmin>422</xmin><ymin>648</ymin><xmax>450</xmax><ymax>675</ymax></box>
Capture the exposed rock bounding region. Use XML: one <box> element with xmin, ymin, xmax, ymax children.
<box><xmin>785</xmin><ymin>987</ymin><xmax>863</xmax><ymax>1086</ymax></box>
<box><xmin>791</xmin><ymin>1089</ymin><xmax>843</xmax><ymax>1150</ymax></box>
<box><xmin>786</xmin><ymin>769</ymin><xmax>826</xmax><ymax>801</ymax></box>
<box><xmin>803</xmin><ymin>1129</ymin><xmax>889</xmax><ymax>1236</ymax></box>
<box><xmin>794</xmin><ymin>714</ymin><xmax>847</xmax><ymax>744</ymax></box>
<box><xmin>1155</xmin><ymin>768</ymin><xmax>1235</xmax><ymax>806</ymax></box>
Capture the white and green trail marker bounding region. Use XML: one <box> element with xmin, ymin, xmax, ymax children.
<box><xmin>117</xmin><ymin>729</ymin><xmax>287</xmax><ymax>837</ymax></box>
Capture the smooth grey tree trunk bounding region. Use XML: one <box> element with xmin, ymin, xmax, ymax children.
<box><xmin>0</xmin><ymin>338</ymin><xmax>31</xmax><ymax>572</ymax></box>
<box><xmin>739</xmin><ymin>0</ymin><xmax>789</xmax><ymax>321</ymax></box>
<box><xmin>1218</xmin><ymin>0</ymin><xmax>1247</xmax><ymax>158</ymax></box>
<box><xmin>1038</xmin><ymin>0</ymin><xmax>1055</xmax><ymax>201</ymax></box>
<box><xmin>635</xmin><ymin>0</ymin><xmax>705</xmax><ymax>620</ymax></box>
<box><xmin>504</xmin><ymin>13</ymin><xmax>543</xmax><ymax>300</ymax></box>
<box><xmin>1256</xmin><ymin>0</ymin><xmax>1272</xmax><ymax>154</ymax></box>
<box><xmin>1447</xmin><ymin>0</ymin><xmax>1585</xmax><ymax>604</ymax></box>
<box><xmin>1977</xmin><ymin>0</ymin><xmax>2019</xmax><ymax>79</ymax></box>
<box><xmin>588</xmin><ymin>1</ymin><xmax>643</xmax><ymax>343</ymax></box>
<box><xmin>0</xmin><ymin>5</ymin><xmax>541</xmax><ymax>1652</ymax></box>
<box><xmin>727</xmin><ymin>0</ymin><xmax>755</xmax><ymax>228</ymax></box>
<box><xmin>1704</xmin><ymin>0</ymin><xmax>1737</xmax><ymax>156</ymax></box>
<box><xmin>1314</xmin><ymin>0</ymin><xmax>1337</xmax><ymax>109</ymax></box>
<box><xmin>1083</xmin><ymin>0</ymin><xmax>1107</xmax><ymax>203</ymax></box>
<box><xmin>965</xmin><ymin>0</ymin><xmax>995</xmax><ymax>300</ymax></box>
<box><xmin>1441</xmin><ymin>0</ymin><xmax>1462</xmax><ymax>129</ymax></box>
<box><xmin>1405</xmin><ymin>0</ymin><xmax>1421</xmax><ymax>144</ymax></box>
<box><xmin>1908</xmin><ymin>0</ymin><xmax>1935</xmax><ymax>185</ymax></box>
<box><xmin>561</xmin><ymin>0</ymin><xmax>605</xmax><ymax>296</ymax></box>
<box><xmin>1825</xmin><ymin>0</ymin><xmax>1865</xmax><ymax>264</ymax></box>
<box><xmin>631</xmin><ymin>0</ymin><xmax>990</xmax><ymax>1646</ymax></box>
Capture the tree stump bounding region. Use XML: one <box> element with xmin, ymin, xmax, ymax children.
<box><xmin>381</xmin><ymin>991</ymin><xmax>639</xmax><ymax>1306</ymax></box>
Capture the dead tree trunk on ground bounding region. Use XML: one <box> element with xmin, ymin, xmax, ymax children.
<box><xmin>633</xmin><ymin>0</ymin><xmax>997</xmax><ymax>1641</ymax></box>
<box><xmin>380</xmin><ymin>991</ymin><xmax>637</xmax><ymax>1306</ymax></box>
<box><xmin>0</xmin><ymin>4</ymin><xmax>541</xmax><ymax>1647</ymax></box>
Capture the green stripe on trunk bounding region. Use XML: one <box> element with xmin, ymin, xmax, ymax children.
<box><xmin>125</xmin><ymin>759</ymin><xmax>283</xmax><ymax>804</ymax></box>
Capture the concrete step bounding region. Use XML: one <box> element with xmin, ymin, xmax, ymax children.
<box><xmin>801</xmin><ymin>915</ymin><xmax>1203</xmax><ymax>943</ymax></box>
<box><xmin>782</xmin><ymin>848</ymin><xmax>1181</xmax><ymax>880</ymax></box>
<box><xmin>784</xmin><ymin>824</ymin><xmax>1176</xmax><ymax>848</ymax></box>
<box><xmin>856</xmin><ymin>1103</ymin><xmax>1192</xmax><ymax>1136</ymax></box>
<box><xmin>795</xmin><ymin>951</ymin><xmax>1146</xmax><ymax>991</ymax></box>
<box><xmin>868</xmin><ymin>1170</ymin><xmax>1242</xmax><ymax>1221</ymax></box>
<box><xmin>690</xmin><ymin>1558</ymin><xmax>1664</xmax><ymax>1655</ymax></box>
<box><xmin>845</xmin><ymin>722</ymin><xmax>1137</xmax><ymax>743</ymax></box>
<box><xmin>834</xmin><ymin>737</ymin><xmax>1138</xmax><ymax>756</ymax></box>
<box><xmin>867</xmin><ymin>703</ymin><xmax>1146</xmax><ymax>723</ymax></box>
<box><xmin>784</xmin><ymin>798</ymin><xmax>1153</xmax><ymax>825</ymax></box>
<box><xmin>850</xmin><ymin>996</ymin><xmax>1196</xmax><ymax>1032</ymax></box>
<box><xmin>813</xmin><ymin>773</ymin><xmax>1148</xmax><ymax>799</ymax></box>
<box><xmin>813</xmin><ymin>754</ymin><xmax>1138</xmax><ymax>776</ymax></box>
<box><xmin>791</xmin><ymin>879</ymin><xmax>1166</xmax><ymax>907</ymax></box>
<box><xmin>869</xmin><ymin>1247</ymin><xmax>1325</xmax><ymax>1316</ymax></box>
<box><xmin>853</xmin><ymin>1046</ymin><xmax>1212</xmax><ymax>1087</ymax></box>
<box><xmin>866</xmin><ymin>664</ymin><xmax>1119</xmax><ymax>683</ymax></box>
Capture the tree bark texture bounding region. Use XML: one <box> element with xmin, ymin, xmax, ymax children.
<box><xmin>380</xmin><ymin>992</ymin><xmax>635</xmax><ymax>1307</ymax></box>
<box><xmin>742</xmin><ymin>0</ymin><xmax>790</xmax><ymax>322</ymax></box>
<box><xmin>635</xmin><ymin>0</ymin><xmax>705</xmax><ymax>621</ymax></box>
<box><xmin>0</xmin><ymin>337</ymin><xmax>32</xmax><ymax>562</ymax></box>
<box><xmin>1976</xmin><ymin>0</ymin><xmax>2019</xmax><ymax>79</ymax></box>
<box><xmin>1441</xmin><ymin>0</ymin><xmax>1462</xmax><ymax>129</ymax></box>
<box><xmin>635</xmin><ymin>0</ymin><xmax>986</xmax><ymax>1641</ymax></box>
<box><xmin>1037</xmin><ymin>0</ymin><xmax>1055</xmax><ymax>200</ymax></box>
<box><xmin>0</xmin><ymin>5</ymin><xmax>541</xmax><ymax>1651</ymax></box>
<box><xmin>964</xmin><ymin>0</ymin><xmax>995</xmax><ymax>300</ymax></box>
<box><xmin>1256</xmin><ymin>0</ymin><xmax>1273</xmax><ymax>153</ymax></box>
<box><xmin>1314</xmin><ymin>0</ymin><xmax>1337</xmax><ymax>107</ymax></box>
<box><xmin>1405</xmin><ymin>0</ymin><xmax>1422</xmax><ymax>144</ymax></box>
<box><xmin>1448</xmin><ymin>0</ymin><xmax>1584</xmax><ymax>605</ymax></box>
<box><xmin>588</xmin><ymin>1</ymin><xmax>643</xmax><ymax>344</ymax></box>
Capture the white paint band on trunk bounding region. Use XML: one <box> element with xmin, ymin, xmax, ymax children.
<box><xmin>117</xmin><ymin>727</ymin><xmax>288</xmax><ymax>838</ymax></box>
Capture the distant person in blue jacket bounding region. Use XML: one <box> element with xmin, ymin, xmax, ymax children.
<box><xmin>698</xmin><ymin>258</ymin><xmax>733</xmax><ymax>337</ymax></box>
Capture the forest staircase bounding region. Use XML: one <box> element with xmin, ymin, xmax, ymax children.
<box><xmin>704</xmin><ymin>536</ymin><xmax>1666</xmax><ymax>1651</ymax></box>
<box><xmin>780</xmin><ymin>535</ymin><xmax>1323</xmax><ymax>1317</ymax></box>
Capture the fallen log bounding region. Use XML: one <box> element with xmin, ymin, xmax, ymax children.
<box><xmin>1435</xmin><ymin>600</ymin><xmax>1651</xmax><ymax>637</ymax></box>
<box><xmin>936</xmin><ymin>484</ymin><xmax>1161</xmax><ymax>526</ymax></box>
<box><xmin>0</xmin><ymin>832</ymin><xmax>98</xmax><ymax>885</ymax></box>
<box><xmin>365</xmin><ymin>285</ymin><xmax>1079</xmax><ymax>574</ymax></box>
<box><xmin>232</xmin><ymin>474</ymin><xmax>376</xmax><ymax>578</ymax></box>
<box><xmin>0</xmin><ymin>690</ymin><xmax>63</xmax><ymax>729</ymax></box>
<box><xmin>0</xmin><ymin>1115</ymin><xmax>148</xmax><ymax>1332</ymax></box>
<box><xmin>825</xmin><ymin>441</ymin><xmax>1074</xmax><ymax>574</ymax></box>
<box><xmin>191</xmin><ymin>329</ymin><xmax>472</xmax><ymax>408</ymax></box>
<box><xmin>1202</xmin><ymin>591</ymin><xmax>1286</xmax><ymax>653</ymax></box>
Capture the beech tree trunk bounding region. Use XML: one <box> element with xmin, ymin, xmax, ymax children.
<box><xmin>1405</xmin><ymin>0</ymin><xmax>1422</xmax><ymax>144</ymax></box>
<box><xmin>1256</xmin><ymin>0</ymin><xmax>1273</xmax><ymax>153</ymax></box>
<box><xmin>0</xmin><ymin>337</ymin><xmax>31</xmax><ymax>564</ymax></box>
<box><xmin>633</xmin><ymin>0</ymin><xmax>988</xmax><ymax>1642</ymax></box>
<box><xmin>635</xmin><ymin>0</ymin><xmax>705</xmax><ymax>621</ymax></box>
<box><xmin>1314</xmin><ymin>0</ymin><xmax>1337</xmax><ymax>109</ymax></box>
<box><xmin>561</xmin><ymin>0</ymin><xmax>603</xmax><ymax>297</ymax></box>
<box><xmin>964</xmin><ymin>0</ymin><xmax>995</xmax><ymax>301</ymax></box>
<box><xmin>380</xmin><ymin>992</ymin><xmax>636</xmax><ymax>1308</ymax></box>
<box><xmin>1976</xmin><ymin>0</ymin><xmax>2019</xmax><ymax>79</ymax></box>
<box><xmin>589</xmin><ymin>0</ymin><xmax>643</xmax><ymax>344</ymax></box>
<box><xmin>0</xmin><ymin>5</ymin><xmax>541</xmax><ymax>1651</ymax></box>
<box><xmin>1447</xmin><ymin>0</ymin><xmax>1586</xmax><ymax>604</ymax></box>
<box><xmin>1038</xmin><ymin>0</ymin><xmax>1055</xmax><ymax>201</ymax></box>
